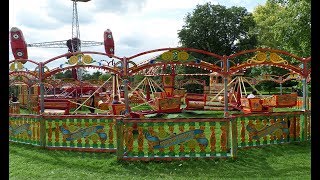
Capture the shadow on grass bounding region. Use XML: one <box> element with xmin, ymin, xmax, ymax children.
<box><xmin>9</xmin><ymin>141</ymin><xmax>310</xmax><ymax>179</ymax></box>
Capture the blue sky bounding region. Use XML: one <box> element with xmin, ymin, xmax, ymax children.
<box><xmin>9</xmin><ymin>0</ymin><xmax>266</xmax><ymax>71</ymax></box>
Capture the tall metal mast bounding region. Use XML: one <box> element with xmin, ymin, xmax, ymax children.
<box><xmin>70</xmin><ymin>0</ymin><xmax>91</xmax><ymax>80</ymax></box>
<box><xmin>27</xmin><ymin>0</ymin><xmax>101</xmax><ymax>49</ymax></box>
<box><xmin>71</xmin><ymin>0</ymin><xmax>81</xmax><ymax>52</ymax></box>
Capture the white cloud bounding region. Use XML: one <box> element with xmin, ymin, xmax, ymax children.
<box><xmin>9</xmin><ymin>0</ymin><xmax>266</xmax><ymax>73</ymax></box>
<box><xmin>92</xmin><ymin>0</ymin><xmax>147</xmax><ymax>14</ymax></box>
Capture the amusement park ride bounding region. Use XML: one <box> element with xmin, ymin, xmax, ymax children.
<box><xmin>8</xmin><ymin>1</ymin><xmax>311</xmax><ymax>163</ymax></box>
<box><xmin>9</xmin><ymin>0</ymin><xmax>115</xmax><ymax>77</ymax></box>
<box><xmin>9</xmin><ymin>1</ymin><xmax>306</xmax><ymax>116</ymax></box>
<box><xmin>9</xmin><ymin>0</ymin><xmax>117</xmax><ymax>113</ymax></box>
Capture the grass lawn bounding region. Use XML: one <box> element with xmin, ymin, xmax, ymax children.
<box><xmin>9</xmin><ymin>141</ymin><xmax>310</xmax><ymax>179</ymax></box>
<box><xmin>12</xmin><ymin>105</ymin><xmax>309</xmax><ymax>179</ymax></box>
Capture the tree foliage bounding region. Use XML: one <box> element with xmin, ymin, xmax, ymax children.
<box><xmin>253</xmin><ymin>0</ymin><xmax>311</xmax><ymax>57</ymax></box>
<box><xmin>177</xmin><ymin>2</ymin><xmax>257</xmax><ymax>92</ymax></box>
<box><xmin>99</xmin><ymin>73</ymin><xmax>112</xmax><ymax>81</ymax></box>
<box><xmin>54</xmin><ymin>70</ymin><xmax>73</xmax><ymax>79</ymax></box>
<box><xmin>252</xmin><ymin>0</ymin><xmax>311</xmax><ymax>91</ymax></box>
<box><xmin>178</xmin><ymin>2</ymin><xmax>257</xmax><ymax>58</ymax></box>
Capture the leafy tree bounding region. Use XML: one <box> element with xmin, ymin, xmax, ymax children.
<box><xmin>81</xmin><ymin>70</ymin><xmax>102</xmax><ymax>80</ymax></box>
<box><xmin>131</xmin><ymin>74</ymin><xmax>145</xmax><ymax>87</ymax></box>
<box><xmin>252</xmin><ymin>0</ymin><xmax>311</xmax><ymax>93</ymax></box>
<box><xmin>91</xmin><ymin>71</ymin><xmax>102</xmax><ymax>80</ymax></box>
<box><xmin>177</xmin><ymin>2</ymin><xmax>257</xmax><ymax>92</ymax></box>
<box><xmin>178</xmin><ymin>2</ymin><xmax>257</xmax><ymax>59</ymax></box>
<box><xmin>253</xmin><ymin>0</ymin><xmax>311</xmax><ymax>57</ymax></box>
<box><xmin>252</xmin><ymin>1</ymin><xmax>283</xmax><ymax>49</ymax></box>
<box><xmin>54</xmin><ymin>70</ymin><xmax>72</xmax><ymax>79</ymax></box>
<box><xmin>99</xmin><ymin>73</ymin><xmax>112</xmax><ymax>81</ymax></box>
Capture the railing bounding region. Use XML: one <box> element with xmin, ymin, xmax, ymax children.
<box><xmin>9</xmin><ymin>102</ymin><xmax>20</xmax><ymax>114</ymax></box>
<box><xmin>9</xmin><ymin>114</ymin><xmax>124</xmax><ymax>152</ymax></box>
<box><xmin>294</xmin><ymin>97</ymin><xmax>311</xmax><ymax>110</ymax></box>
<box><xmin>9</xmin><ymin>110</ymin><xmax>311</xmax><ymax>161</ymax></box>
<box><xmin>234</xmin><ymin>111</ymin><xmax>311</xmax><ymax>149</ymax></box>
<box><xmin>115</xmin><ymin>111</ymin><xmax>310</xmax><ymax>161</ymax></box>
<box><xmin>116</xmin><ymin>118</ymin><xmax>236</xmax><ymax>161</ymax></box>
<box><xmin>9</xmin><ymin>114</ymin><xmax>41</xmax><ymax>146</ymax></box>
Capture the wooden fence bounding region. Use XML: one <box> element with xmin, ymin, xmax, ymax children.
<box><xmin>9</xmin><ymin>111</ymin><xmax>311</xmax><ymax>161</ymax></box>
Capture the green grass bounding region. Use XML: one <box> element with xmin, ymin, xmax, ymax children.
<box><xmin>19</xmin><ymin>108</ymin><xmax>33</xmax><ymax>114</ymax></box>
<box><xmin>9</xmin><ymin>141</ymin><xmax>310</xmax><ymax>179</ymax></box>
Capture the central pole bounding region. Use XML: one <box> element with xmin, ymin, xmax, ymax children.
<box><xmin>122</xmin><ymin>57</ymin><xmax>130</xmax><ymax>114</ymax></box>
<box><xmin>223</xmin><ymin>56</ymin><xmax>230</xmax><ymax>118</ymax></box>
<box><xmin>39</xmin><ymin>63</ymin><xmax>45</xmax><ymax>113</ymax></box>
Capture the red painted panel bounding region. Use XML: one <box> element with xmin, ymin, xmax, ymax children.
<box><xmin>104</xmin><ymin>29</ymin><xmax>115</xmax><ymax>58</ymax></box>
<box><xmin>10</xmin><ymin>27</ymin><xmax>28</xmax><ymax>63</ymax></box>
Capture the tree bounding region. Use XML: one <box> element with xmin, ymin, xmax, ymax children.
<box><xmin>91</xmin><ymin>71</ymin><xmax>102</xmax><ymax>80</ymax></box>
<box><xmin>99</xmin><ymin>73</ymin><xmax>112</xmax><ymax>81</ymax></box>
<box><xmin>177</xmin><ymin>2</ymin><xmax>257</xmax><ymax>92</ymax></box>
<box><xmin>252</xmin><ymin>0</ymin><xmax>311</xmax><ymax>93</ymax></box>
<box><xmin>81</xmin><ymin>70</ymin><xmax>102</xmax><ymax>80</ymax></box>
<box><xmin>253</xmin><ymin>0</ymin><xmax>311</xmax><ymax>57</ymax></box>
<box><xmin>178</xmin><ymin>2</ymin><xmax>257</xmax><ymax>58</ymax></box>
<box><xmin>252</xmin><ymin>1</ymin><xmax>283</xmax><ymax>49</ymax></box>
<box><xmin>131</xmin><ymin>74</ymin><xmax>145</xmax><ymax>87</ymax></box>
<box><xmin>54</xmin><ymin>70</ymin><xmax>73</xmax><ymax>79</ymax></box>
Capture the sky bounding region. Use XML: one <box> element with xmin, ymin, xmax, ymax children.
<box><xmin>9</xmin><ymin>0</ymin><xmax>266</xmax><ymax>72</ymax></box>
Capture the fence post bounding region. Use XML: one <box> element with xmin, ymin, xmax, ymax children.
<box><xmin>302</xmin><ymin>112</ymin><xmax>308</xmax><ymax>141</ymax></box>
<box><xmin>39</xmin><ymin>115</ymin><xmax>46</xmax><ymax>148</ymax></box>
<box><xmin>307</xmin><ymin>111</ymin><xmax>311</xmax><ymax>140</ymax></box>
<box><xmin>306</xmin><ymin>97</ymin><xmax>311</xmax><ymax>110</ymax></box>
<box><xmin>116</xmin><ymin>118</ymin><xmax>124</xmax><ymax>160</ymax></box>
<box><xmin>230</xmin><ymin>118</ymin><xmax>238</xmax><ymax>159</ymax></box>
<box><xmin>288</xmin><ymin>115</ymin><xmax>294</xmax><ymax>142</ymax></box>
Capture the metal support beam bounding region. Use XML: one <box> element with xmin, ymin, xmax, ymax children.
<box><xmin>124</xmin><ymin>79</ymin><xmax>130</xmax><ymax>114</ymax></box>
<box><xmin>302</xmin><ymin>78</ymin><xmax>307</xmax><ymax>111</ymax></box>
<box><xmin>39</xmin><ymin>63</ymin><xmax>45</xmax><ymax>113</ymax></box>
<box><xmin>223</xmin><ymin>57</ymin><xmax>230</xmax><ymax>118</ymax></box>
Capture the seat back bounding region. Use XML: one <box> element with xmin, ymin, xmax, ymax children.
<box><xmin>111</xmin><ymin>104</ymin><xmax>127</xmax><ymax>115</ymax></box>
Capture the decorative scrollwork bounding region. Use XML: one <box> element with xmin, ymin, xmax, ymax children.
<box><xmin>9</xmin><ymin>61</ymin><xmax>24</xmax><ymax>71</ymax></box>
<box><xmin>68</xmin><ymin>54</ymin><xmax>93</xmax><ymax>65</ymax></box>
<box><xmin>10</xmin><ymin>63</ymin><xmax>16</xmax><ymax>71</ymax></box>
<box><xmin>178</xmin><ymin>51</ymin><xmax>189</xmax><ymax>61</ymax></box>
<box><xmin>157</xmin><ymin>50</ymin><xmax>194</xmax><ymax>63</ymax></box>
<box><xmin>82</xmin><ymin>55</ymin><xmax>93</xmax><ymax>64</ymax></box>
<box><xmin>161</xmin><ymin>52</ymin><xmax>173</xmax><ymax>61</ymax></box>
<box><xmin>247</xmin><ymin>52</ymin><xmax>288</xmax><ymax>65</ymax></box>
<box><xmin>68</xmin><ymin>56</ymin><xmax>78</xmax><ymax>65</ymax></box>
<box><xmin>269</xmin><ymin>53</ymin><xmax>288</xmax><ymax>65</ymax></box>
<box><xmin>247</xmin><ymin>52</ymin><xmax>267</xmax><ymax>64</ymax></box>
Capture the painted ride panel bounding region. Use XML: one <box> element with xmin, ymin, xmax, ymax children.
<box><xmin>62</xmin><ymin>86</ymin><xmax>97</xmax><ymax>94</ymax></box>
<box><xmin>10</xmin><ymin>27</ymin><xmax>28</xmax><ymax>63</ymax></box>
<box><xmin>185</xmin><ymin>93</ymin><xmax>207</xmax><ymax>110</ymax></box>
<box><xmin>162</xmin><ymin>75</ymin><xmax>175</xmax><ymax>97</ymax></box>
<box><xmin>128</xmin><ymin>94</ymin><xmax>145</xmax><ymax>104</ymax></box>
<box><xmin>173</xmin><ymin>89</ymin><xmax>186</xmax><ymax>98</ymax></box>
<box><xmin>42</xmin><ymin>98</ymin><xmax>71</xmax><ymax>115</ymax></box>
<box><xmin>155</xmin><ymin>97</ymin><xmax>182</xmax><ymax>113</ymax></box>
<box><xmin>104</xmin><ymin>29</ymin><xmax>115</xmax><ymax>57</ymax></box>
<box><xmin>98</xmin><ymin>100</ymin><xmax>110</xmax><ymax>110</ymax></box>
<box><xmin>262</xmin><ymin>93</ymin><xmax>298</xmax><ymax>108</ymax></box>
<box><xmin>111</xmin><ymin>104</ymin><xmax>126</xmax><ymax>115</ymax></box>
<box><xmin>154</xmin><ymin>92</ymin><xmax>167</xmax><ymax>99</ymax></box>
<box><xmin>240</xmin><ymin>98</ymin><xmax>273</xmax><ymax>113</ymax></box>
